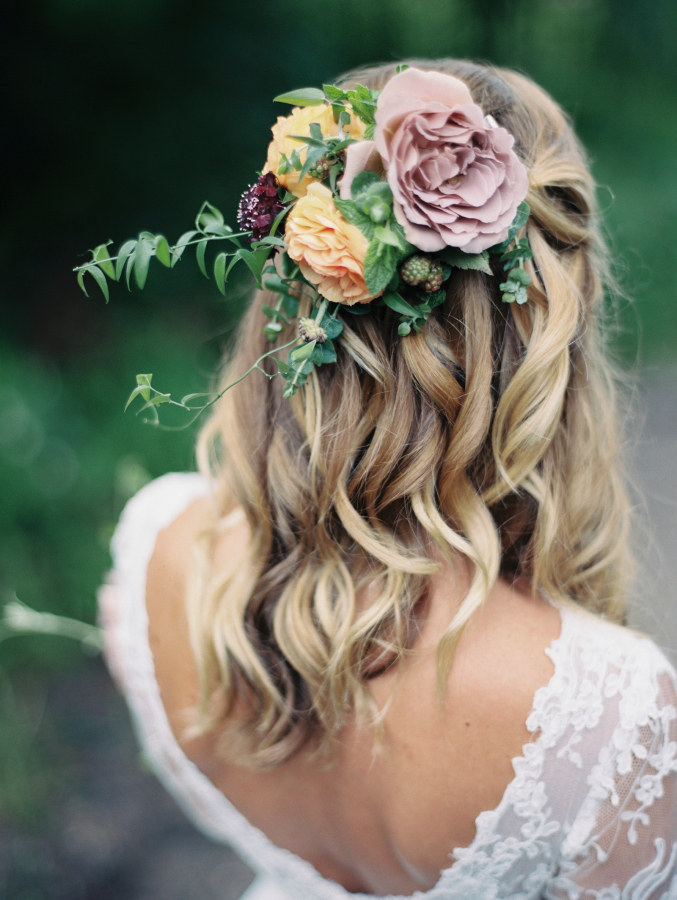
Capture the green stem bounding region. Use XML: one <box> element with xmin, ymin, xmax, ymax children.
<box><xmin>142</xmin><ymin>338</ymin><xmax>299</xmax><ymax>431</ymax></box>
<box><xmin>73</xmin><ymin>232</ymin><xmax>251</xmax><ymax>274</ymax></box>
<box><xmin>314</xmin><ymin>297</ymin><xmax>328</xmax><ymax>324</ymax></box>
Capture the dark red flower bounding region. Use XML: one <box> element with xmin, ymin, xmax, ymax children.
<box><xmin>236</xmin><ymin>172</ymin><xmax>285</xmax><ymax>243</ymax></box>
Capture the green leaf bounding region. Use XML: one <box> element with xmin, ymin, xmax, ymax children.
<box><xmin>382</xmin><ymin>291</ymin><xmax>420</xmax><ymax>317</ymax></box>
<box><xmin>333</xmin><ymin>199</ymin><xmax>375</xmax><ymax>240</ymax></box>
<box><xmin>137</xmin><ymin>392</ymin><xmax>171</xmax><ymax>412</ymax></box>
<box><xmin>269</xmin><ymin>203</ymin><xmax>291</xmax><ymax>238</ymax></box>
<box><xmin>297</xmin><ymin>145</ymin><xmax>326</xmax><ymax>185</ymax></box>
<box><xmin>214</xmin><ymin>252</ymin><xmax>227</xmax><ymax>295</ymax></box>
<box><xmin>196</xmin><ymin>201</ymin><xmax>224</xmax><ymax>231</ymax></box>
<box><xmin>93</xmin><ymin>244</ymin><xmax>115</xmax><ymax>279</ymax></box>
<box><xmin>273</xmin><ymin>88</ymin><xmax>326</xmax><ymax>106</ymax></box>
<box><xmin>338</xmin><ymin>109</ymin><xmax>351</xmax><ymax>131</ymax></box>
<box><xmin>510</xmin><ymin>267</ymin><xmax>531</xmax><ymax>286</ymax></box>
<box><xmin>251</xmin><ymin>235</ymin><xmax>287</xmax><ymax>250</ymax></box>
<box><xmin>154</xmin><ymin>235</ymin><xmax>171</xmax><ymax>267</ymax></box>
<box><xmin>275</xmin><ymin>358</ymin><xmax>292</xmax><ymax>376</ymax></box>
<box><xmin>321</xmin><ymin>313</ymin><xmax>343</xmax><ymax>340</ymax></box>
<box><xmin>203</xmin><ymin>223</ymin><xmax>235</xmax><ymax>237</ymax></box>
<box><xmin>76</xmin><ymin>269</ymin><xmax>88</xmax><ymax>296</ymax></box>
<box><xmin>172</xmin><ymin>230</ymin><xmax>198</xmax><ymax>266</ymax></box>
<box><xmin>350</xmin><ymin>171</ymin><xmax>380</xmax><ymax>199</ymax></box>
<box><xmin>363</xmin><ymin>240</ymin><xmax>398</xmax><ymax>297</ymax></box>
<box><xmin>364</xmin><ymin>123</ymin><xmax>376</xmax><ymax>141</ymax></box>
<box><xmin>290</xmin><ymin>148</ymin><xmax>303</xmax><ymax>171</ymax></box>
<box><xmin>281</xmin><ymin>294</ymin><xmax>300</xmax><ymax>317</ymax></box>
<box><xmin>196</xmin><ymin>239</ymin><xmax>209</xmax><ymax>278</ymax></box>
<box><xmin>373</xmin><ymin>224</ymin><xmax>405</xmax><ymax>250</ymax></box>
<box><xmin>263</xmin><ymin>274</ymin><xmax>291</xmax><ymax>294</ymax></box>
<box><xmin>239</xmin><ymin>245</ymin><xmax>270</xmax><ymax>288</ymax></box>
<box><xmin>322</xmin><ymin>84</ymin><xmax>347</xmax><ymax>101</ymax></box>
<box><xmin>320</xmin><ymin>339</ymin><xmax>337</xmax><ymax>364</ymax></box>
<box><xmin>125</xmin><ymin>374</ymin><xmax>153</xmax><ymax>411</ymax></box>
<box><xmin>310</xmin><ymin>345</ymin><xmax>324</xmax><ymax>365</ymax></box>
<box><xmin>262</xmin><ymin>305</ymin><xmax>290</xmax><ymax>324</ymax></box>
<box><xmin>133</xmin><ymin>238</ymin><xmax>152</xmax><ymax>289</ymax></box>
<box><xmin>512</xmin><ymin>201</ymin><xmax>530</xmax><ymax>231</ymax></box>
<box><xmin>115</xmin><ymin>240</ymin><xmax>137</xmax><ymax>281</ymax></box>
<box><xmin>125</xmin><ymin>251</ymin><xmax>135</xmax><ymax>290</ymax></box>
<box><xmin>88</xmin><ymin>265</ymin><xmax>110</xmax><ymax>302</ymax></box>
<box><xmin>309</xmin><ymin>122</ymin><xmax>323</xmax><ymax>142</ymax></box>
<box><xmin>290</xmin><ymin>340</ymin><xmax>316</xmax><ymax>363</ymax></box>
<box><xmin>395</xmin><ymin>64</ymin><xmax>410</xmax><ymax>74</ymax></box>
<box><xmin>439</xmin><ymin>247</ymin><xmax>492</xmax><ymax>275</ymax></box>
<box><xmin>289</xmin><ymin>133</ymin><xmax>326</xmax><ymax>149</ymax></box>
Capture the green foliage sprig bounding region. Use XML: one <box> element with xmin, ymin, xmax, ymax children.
<box><xmin>495</xmin><ymin>201</ymin><xmax>533</xmax><ymax>304</ymax></box>
<box><xmin>74</xmin><ymin>200</ymin><xmax>291</xmax><ymax>302</ymax></box>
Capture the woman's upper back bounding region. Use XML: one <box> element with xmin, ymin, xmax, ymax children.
<box><xmin>106</xmin><ymin>473</ymin><xmax>677</xmax><ymax>899</ymax></box>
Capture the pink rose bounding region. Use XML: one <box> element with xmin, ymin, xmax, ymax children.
<box><xmin>358</xmin><ymin>67</ymin><xmax>529</xmax><ymax>254</ymax></box>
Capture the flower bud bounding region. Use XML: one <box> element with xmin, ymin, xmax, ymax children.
<box><xmin>298</xmin><ymin>317</ymin><xmax>328</xmax><ymax>344</ymax></box>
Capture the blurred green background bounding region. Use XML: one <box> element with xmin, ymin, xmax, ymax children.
<box><xmin>1</xmin><ymin>0</ymin><xmax>676</xmax><ymax>870</ymax></box>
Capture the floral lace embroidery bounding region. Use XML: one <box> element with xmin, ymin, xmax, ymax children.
<box><xmin>108</xmin><ymin>475</ymin><xmax>677</xmax><ymax>900</ymax></box>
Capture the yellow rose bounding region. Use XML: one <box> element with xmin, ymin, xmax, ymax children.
<box><xmin>265</xmin><ymin>105</ymin><xmax>365</xmax><ymax>198</ymax></box>
<box><xmin>285</xmin><ymin>183</ymin><xmax>374</xmax><ymax>306</ymax></box>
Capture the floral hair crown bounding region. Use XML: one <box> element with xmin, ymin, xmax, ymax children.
<box><xmin>74</xmin><ymin>65</ymin><xmax>532</xmax><ymax>422</ymax></box>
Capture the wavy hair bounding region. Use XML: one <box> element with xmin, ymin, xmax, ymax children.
<box><xmin>190</xmin><ymin>59</ymin><xmax>632</xmax><ymax>767</ymax></box>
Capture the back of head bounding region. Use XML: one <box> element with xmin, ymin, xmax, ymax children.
<box><xmin>193</xmin><ymin>59</ymin><xmax>630</xmax><ymax>766</ymax></box>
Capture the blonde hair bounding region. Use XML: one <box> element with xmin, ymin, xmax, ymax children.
<box><xmin>191</xmin><ymin>59</ymin><xmax>631</xmax><ymax>767</ymax></box>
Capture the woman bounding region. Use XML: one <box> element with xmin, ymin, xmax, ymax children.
<box><xmin>102</xmin><ymin>59</ymin><xmax>677</xmax><ymax>898</ymax></box>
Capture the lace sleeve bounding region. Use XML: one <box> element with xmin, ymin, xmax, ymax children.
<box><xmin>547</xmin><ymin>659</ymin><xmax>677</xmax><ymax>900</ymax></box>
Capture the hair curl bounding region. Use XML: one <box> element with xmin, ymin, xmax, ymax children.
<box><xmin>189</xmin><ymin>59</ymin><xmax>632</xmax><ymax>767</ymax></box>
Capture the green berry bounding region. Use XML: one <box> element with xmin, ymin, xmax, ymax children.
<box><xmin>423</xmin><ymin>261</ymin><xmax>445</xmax><ymax>293</ymax></box>
<box><xmin>400</xmin><ymin>255</ymin><xmax>431</xmax><ymax>286</ymax></box>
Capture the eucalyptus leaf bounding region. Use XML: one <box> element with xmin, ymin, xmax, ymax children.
<box><xmin>320</xmin><ymin>340</ymin><xmax>337</xmax><ymax>364</ymax></box>
<box><xmin>273</xmin><ymin>88</ymin><xmax>325</xmax><ymax>106</ymax></box>
<box><xmin>263</xmin><ymin>274</ymin><xmax>291</xmax><ymax>294</ymax></box>
<box><xmin>310</xmin><ymin>345</ymin><xmax>324</xmax><ymax>366</ymax></box>
<box><xmin>321</xmin><ymin>314</ymin><xmax>344</xmax><ymax>340</ymax></box>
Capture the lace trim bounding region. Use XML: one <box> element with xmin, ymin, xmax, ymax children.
<box><xmin>108</xmin><ymin>474</ymin><xmax>677</xmax><ymax>900</ymax></box>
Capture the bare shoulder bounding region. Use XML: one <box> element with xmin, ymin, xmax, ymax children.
<box><xmin>144</xmin><ymin>493</ymin><xmax>249</xmax><ymax>755</ymax></box>
<box><xmin>362</xmin><ymin>574</ymin><xmax>562</xmax><ymax>864</ymax></box>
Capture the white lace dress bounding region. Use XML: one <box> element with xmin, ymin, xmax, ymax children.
<box><xmin>102</xmin><ymin>472</ymin><xmax>677</xmax><ymax>900</ymax></box>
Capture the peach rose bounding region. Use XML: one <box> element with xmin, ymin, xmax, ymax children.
<box><xmin>284</xmin><ymin>183</ymin><xmax>373</xmax><ymax>305</ymax></box>
<box><xmin>265</xmin><ymin>105</ymin><xmax>365</xmax><ymax>198</ymax></box>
